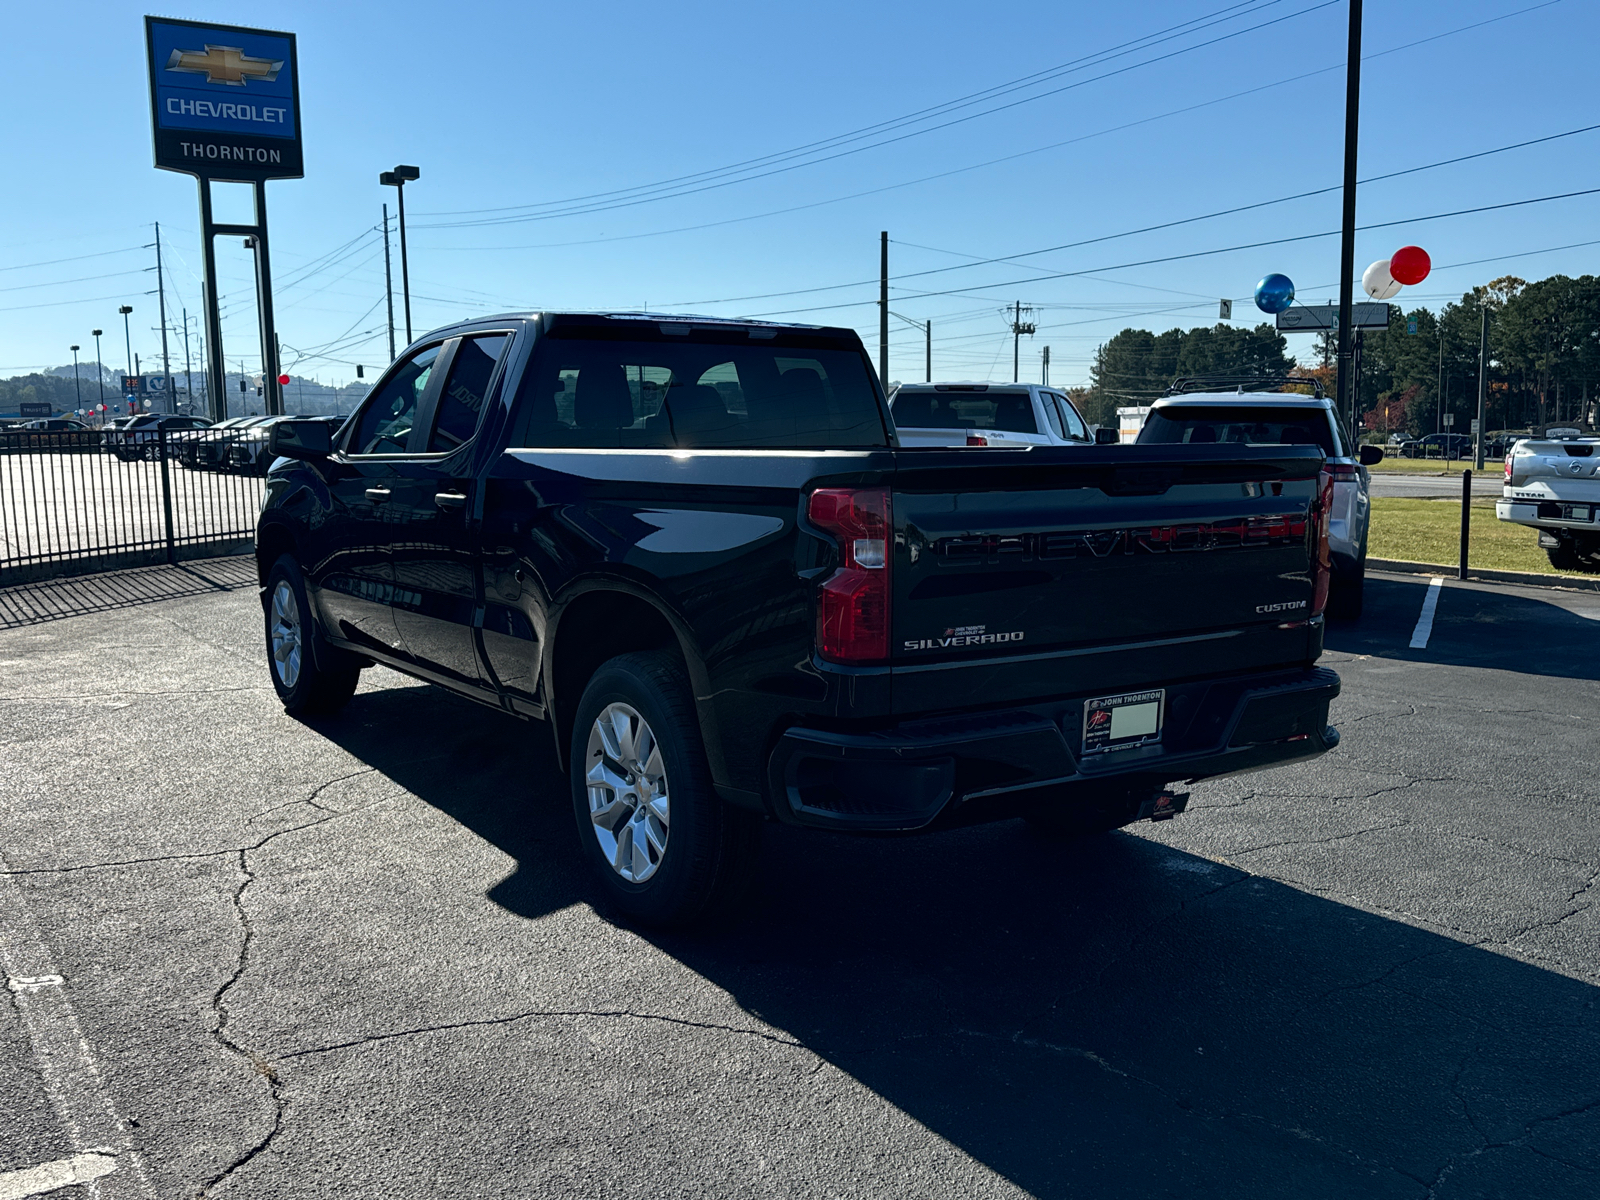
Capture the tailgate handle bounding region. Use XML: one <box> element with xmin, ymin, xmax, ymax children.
<box><xmin>1103</xmin><ymin>467</ymin><xmax>1180</xmax><ymax>496</ymax></box>
<box><xmin>364</xmin><ymin>486</ymin><xmax>391</xmax><ymax>503</ymax></box>
<box><xmin>434</xmin><ymin>491</ymin><xmax>467</xmax><ymax>511</ymax></box>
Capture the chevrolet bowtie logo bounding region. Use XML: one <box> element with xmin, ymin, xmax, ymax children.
<box><xmin>165</xmin><ymin>45</ymin><xmax>282</xmax><ymax>86</ymax></box>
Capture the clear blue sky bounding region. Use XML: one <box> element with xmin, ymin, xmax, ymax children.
<box><xmin>3</xmin><ymin>0</ymin><xmax>1596</xmax><ymax>389</ymax></box>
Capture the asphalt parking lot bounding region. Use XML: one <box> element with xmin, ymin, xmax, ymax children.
<box><xmin>1</xmin><ymin>559</ymin><xmax>1597</xmax><ymax>1199</ymax></box>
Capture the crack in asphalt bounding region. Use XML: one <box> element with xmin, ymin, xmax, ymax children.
<box><xmin>954</xmin><ymin>1028</ymin><xmax>1433</xmax><ymax>1191</ymax></box>
<box><xmin>195</xmin><ymin>802</ymin><xmax>387</xmax><ymax>1196</ymax></box>
<box><xmin>281</xmin><ymin>1009</ymin><xmax>807</xmax><ymax>1060</ymax></box>
<box><xmin>246</xmin><ymin>767</ymin><xmax>380</xmax><ymax>823</ymax></box>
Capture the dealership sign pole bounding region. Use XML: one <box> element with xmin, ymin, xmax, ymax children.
<box><xmin>145</xmin><ymin>17</ymin><xmax>302</xmax><ymax>420</ymax></box>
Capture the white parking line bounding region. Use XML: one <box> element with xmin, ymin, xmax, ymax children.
<box><xmin>1409</xmin><ymin>577</ymin><xmax>1445</xmax><ymax>649</ymax></box>
<box><xmin>0</xmin><ymin>1152</ymin><xmax>118</xmax><ymax>1200</ymax></box>
<box><xmin>0</xmin><ymin>854</ymin><xmax>153</xmax><ymax>1199</ymax></box>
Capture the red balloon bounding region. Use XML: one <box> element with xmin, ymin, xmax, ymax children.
<box><xmin>277</xmin><ymin>373</ymin><xmax>290</xmax><ymax>385</ymax></box>
<box><xmin>1390</xmin><ymin>245</ymin><xmax>1431</xmax><ymax>286</ymax></box>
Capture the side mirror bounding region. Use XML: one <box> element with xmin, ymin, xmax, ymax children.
<box><xmin>1095</xmin><ymin>427</ymin><xmax>1121</xmax><ymax>445</ymax></box>
<box><xmin>269</xmin><ymin>420</ymin><xmax>333</xmax><ymax>460</ymax></box>
<box><xmin>1358</xmin><ymin>444</ymin><xmax>1384</xmax><ymax>466</ymax></box>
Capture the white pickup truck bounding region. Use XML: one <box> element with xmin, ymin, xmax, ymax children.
<box><xmin>1496</xmin><ymin>428</ymin><xmax>1600</xmax><ymax>571</ymax></box>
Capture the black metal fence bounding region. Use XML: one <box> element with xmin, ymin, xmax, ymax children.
<box><xmin>0</xmin><ymin>426</ymin><xmax>271</xmax><ymax>584</ymax></box>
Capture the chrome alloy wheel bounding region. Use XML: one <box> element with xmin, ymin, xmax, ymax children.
<box><xmin>585</xmin><ymin>702</ymin><xmax>670</xmax><ymax>883</ymax></box>
<box><xmin>269</xmin><ymin>580</ymin><xmax>303</xmax><ymax>689</ymax></box>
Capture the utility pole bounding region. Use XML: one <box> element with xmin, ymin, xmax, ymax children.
<box><xmin>1009</xmin><ymin>301</ymin><xmax>1036</xmax><ymax>383</ymax></box>
<box><xmin>1475</xmin><ymin>306</ymin><xmax>1489</xmax><ymax>470</ymax></box>
<box><xmin>1437</xmin><ymin>328</ymin><xmax>1444</xmax><ymax>437</ymax></box>
<box><xmin>70</xmin><ymin>345</ymin><xmax>81</xmax><ymax>410</ymax></box>
<box><xmin>925</xmin><ymin>317</ymin><xmax>931</xmax><ymax>383</ymax></box>
<box><xmin>879</xmin><ymin>231</ymin><xmax>889</xmax><ymax>386</ymax></box>
<box><xmin>1333</xmin><ymin>0</ymin><xmax>1363</xmax><ymax>444</ymax></box>
<box><xmin>154</xmin><ymin>222</ymin><xmax>172</xmax><ymax>412</ymax></box>
<box><xmin>181</xmin><ymin>310</ymin><xmax>194</xmax><ymax>414</ymax></box>
<box><xmin>1042</xmin><ymin>345</ymin><xmax>1051</xmax><ymax>387</ymax></box>
<box><xmin>382</xmin><ymin>203</ymin><xmax>397</xmax><ymax>362</ymax></box>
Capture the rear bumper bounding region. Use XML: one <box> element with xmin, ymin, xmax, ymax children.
<box><xmin>767</xmin><ymin>666</ymin><xmax>1340</xmax><ymax>832</ymax></box>
<box><xmin>1497</xmin><ymin>499</ymin><xmax>1599</xmax><ymax>531</ymax></box>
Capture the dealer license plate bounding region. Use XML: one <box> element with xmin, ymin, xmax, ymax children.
<box><xmin>1082</xmin><ymin>689</ymin><xmax>1165</xmax><ymax>754</ymax></box>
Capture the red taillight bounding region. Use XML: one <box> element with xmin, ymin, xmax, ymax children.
<box><xmin>808</xmin><ymin>487</ymin><xmax>891</xmax><ymax>664</ymax></box>
<box><xmin>1504</xmin><ymin>453</ymin><xmax>1513</xmax><ymax>482</ymax></box>
<box><xmin>1310</xmin><ymin>468</ymin><xmax>1334</xmax><ymax>617</ymax></box>
<box><xmin>966</xmin><ymin>435</ymin><xmax>988</xmax><ymax>447</ymax></box>
<box><xmin>1325</xmin><ymin>461</ymin><xmax>1359</xmax><ymax>481</ymax></box>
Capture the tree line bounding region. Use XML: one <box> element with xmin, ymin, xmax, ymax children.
<box><xmin>1078</xmin><ymin>272</ymin><xmax>1600</xmax><ymax>436</ymax></box>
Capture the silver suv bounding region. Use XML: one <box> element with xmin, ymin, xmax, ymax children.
<box><xmin>1135</xmin><ymin>379</ymin><xmax>1382</xmax><ymax>619</ymax></box>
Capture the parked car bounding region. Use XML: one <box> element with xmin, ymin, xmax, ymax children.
<box><xmin>256</xmin><ymin>312</ymin><xmax>1342</xmax><ymax>926</ymax></box>
<box><xmin>178</xmin><ymin>415</ymin><xmax>269</xmax><ymax>470</ymax></box>
<box><xmin>8</xmin><ymin>418</ymin><xmax>100</xmax><ymax>451</ymax></box>
<box><xmin>1496</xmin><ymin>431</ymin><xmax>1600</xmax><ymax>571</ymax></box>
<box><xmin>229</xmin><ymin>415</ymin><xmax>345</xmax><ymax>475</ymax></box>
<box><xmin>1135</xmin><ymin>377</ymin><xmax>1381</xmax><ymax>619</ymax></box>
<box><xmin>888</xmin><ymin>382</ymin><xmax>1113</xmax><ymax>448</ymax></box>
<box><xmin>104</xmin><ymin>414</ymin><xmax>212</xmax><ymax>460</ymax></box>
<box><xmin>1402</xmin><ymin>433</ymin><xmax>1473</xmax><ymax>460</ymax></box>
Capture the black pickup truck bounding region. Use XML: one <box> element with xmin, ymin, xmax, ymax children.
<box><xmin>258</xmin><ymin>312</ymin><xmax>1339</xmax><ymax>924</ymax></box>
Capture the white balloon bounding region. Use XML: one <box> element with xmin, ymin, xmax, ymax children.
<box><xmin>1363</xmin><ymin>259</ymin><xmax>1402</xmax><ymax>300</ymax></box>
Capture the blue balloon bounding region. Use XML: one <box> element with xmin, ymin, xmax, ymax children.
<box><xmin>1254</xmin><ymin>273</ymin><xmax>1295</xmax><ymax>314</ymax></box>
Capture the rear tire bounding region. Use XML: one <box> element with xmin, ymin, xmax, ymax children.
<box><xmin>1546</xmin><ymin>538</ymin><xmax>1584</xmax><ymax>571</ymax></box>
<box><xmin>570</xmin><ymin>650</ymin><xmax>758</xmax><ymax>927</ymax></box>
<box><xmin>1327</xmin><ymin>546</ymin><xmax>1366</xmax><ymax>620</ymax></box>
<box><xmin>264</xmin><ymin>554</ymin><xmax>361</xmax><ymax>715</ymax></box>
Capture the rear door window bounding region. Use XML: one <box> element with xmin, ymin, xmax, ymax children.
<box><xmin>1048</xmin><ymin>393</ymin><xmax>1090</xmax><ymax>441</ymax></box>
<box><xmin>1137</xmin><ymin>405</ymin><xmax>1336</xmax><ymax>455</ymax></box>
<box><xmin>513</xmin><ymin>336</ymin><xmax>887</xmax><ymax>449</ymax></box>
<box><xmin>427</xmin><ymin>333</ymin><xmax>511</xmax><ymax>453</ymax></box>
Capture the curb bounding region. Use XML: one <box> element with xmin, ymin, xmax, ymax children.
<box><xmin>1369</xmin><ymin>558</ymin><xmax>1600</xmax><ymax>594</ymax></box>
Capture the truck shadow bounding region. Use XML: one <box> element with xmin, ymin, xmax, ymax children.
<box><xmin>1327</xmin><ymin>574</ymin><xmax>1600</xmax><ymax>679</ymax></box>
<box><xmin>315</xmin><ymin>681</ymin><xmax>1600</xmax><ymax>1198</ymax></box>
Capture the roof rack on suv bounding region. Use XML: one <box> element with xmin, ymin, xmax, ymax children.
<box><xmin>1166</xmin><ymin>375</ymin><xmax>1325</xmax><ymax>399</ymax></box>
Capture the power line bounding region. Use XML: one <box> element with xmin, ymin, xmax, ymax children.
<box><xmin>417</xmin><ymin>1</ymin><xmax>1340</xmax><ymax>229</ymax></box>
<box><xmin>741</xmin><ymin>184</ymin><xmax>1600</xmax><ymax>318</ymax></box>
<box><xmin>414</xmin><ymin>0</ymin><xmax>1563</xmax><ymax>251</ymax></box>
<box><xmin>668</xmin><ymin>120</ymin><xmax>1600</xmax><ymax>310</ymax></box>
<box><xmin>415</xmin><ymin>1</ymin><xmax>1290</xmax><ymax>222</ymax></box>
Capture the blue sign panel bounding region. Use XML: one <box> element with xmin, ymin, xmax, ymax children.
<box><xmin>144</xmin><ymin>17</ymin><xmax>302</xmax><ymax>180</ymax></box>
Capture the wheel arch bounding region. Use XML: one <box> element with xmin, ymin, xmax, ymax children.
<box><xmin>545</xmin><ymin>584</ymin><xmax>711</xmax><ymax>774</ymax></box>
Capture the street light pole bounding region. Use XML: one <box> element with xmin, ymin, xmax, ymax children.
<box><xmin>380</xmin><ymin>165</ymin><xmax>420</xmax><ymax>345</ymax></box>
<box><xmin>118</xmin><ymin>305</ymin><xmax>134</xmax><ymax>381</ymax></box>
<box><xmin>70</xmin><ymin>345</ymin><xmax>81</xmax><ymax>410</ymax></box>
<box><xmin>92</xmin><ymin>329</ymin><xmax>105</xmax><ymax>413</ymax></box>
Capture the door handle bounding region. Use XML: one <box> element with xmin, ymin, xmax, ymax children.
<box><xmin>365</xmin><ymin>486</ymin><xmax>391</xmax><ymax>502</ymax></box>
<box><xmin>434</xmin><ymin>491</ymin><xmax>467</xmax><ymax>511</ymax></box>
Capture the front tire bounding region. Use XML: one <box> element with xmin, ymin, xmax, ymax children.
<box><xmin>264</xmin><ymin>554</ymin><xmax>360</xmax><ymax>715</ymax></box>
<box><xmin>570</xmin><ymin>651</ymin><xmax>757</xmax><ymax>927</ymax></box>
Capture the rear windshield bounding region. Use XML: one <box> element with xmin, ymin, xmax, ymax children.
<box><xmin>1138</xmin><ymin>405</ymin><xmax>1338</xmax><ymax>456</ymax></box>
<box><xmin>891</xmin><ymin>390</ymin><xmax>1037</xmax><ymax>434</ymax></box>
<box><xmin>512</xmin><ymin>336</ymin><xmax>888</xmax><ymax>450</ymax></box>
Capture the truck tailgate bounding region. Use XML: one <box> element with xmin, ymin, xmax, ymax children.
<box><xmin>890</xmin><ymin>445</ymin><xmax>1325</xmax><ymax>713</ymax></box>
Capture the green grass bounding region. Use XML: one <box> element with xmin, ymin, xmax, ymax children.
<box><xmin>1367</xmin><ymin>496</ymin><xmax>1589</xmax><ymax>577</ymax></box>
<box><xmin>1365</xmin><ymin>455</ymin><xmax>1489</xmax><ymax>476</ymax></box>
